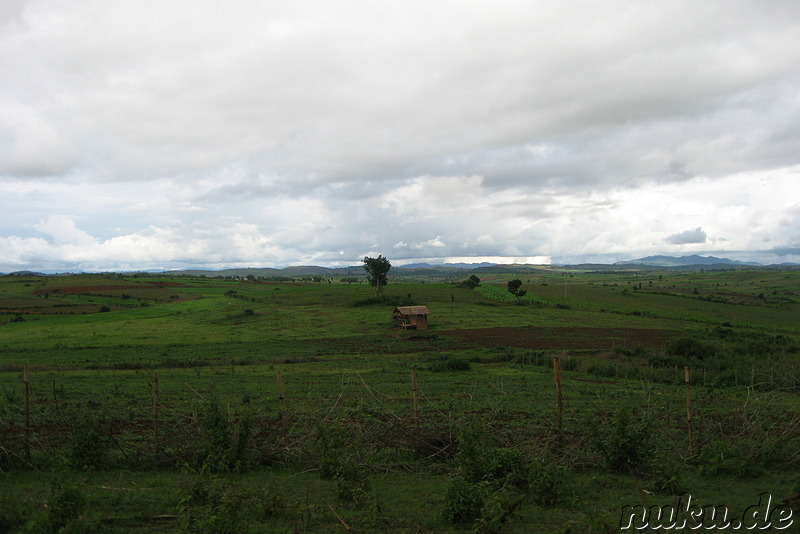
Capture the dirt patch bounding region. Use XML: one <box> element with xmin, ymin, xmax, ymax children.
<box><xmin>446</xmin><ymin>326</ymin><xmax>672</xmax><ymax>351</ymax></box>
<box><xmin>32</xmin><ymin>281</ymin><xmax>184</xmax><ymax>295</ymax></box>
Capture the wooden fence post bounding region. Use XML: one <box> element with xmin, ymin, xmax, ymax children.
<box><xmin>23</xmin><ymin>365</ymin><xmax>30</xmax><ymax>462</ymax></box>
<box><xmin>412</xmin><ymin>369</ymin><xmax>419</xmax><ymax>425</ymax></box>
<box><xmin>684</xmin><ymin>366</ymin><xmax>694</xmax><ymax>455</ymax></box>
<box><xmin>152</xmin><ymin>372</ymin><xmax>159</xmax><ymax>455</ymax></box>
<box><xmin>277</xmin><ymin>371</ymin><xmax>287</xmax><ymax>432</ymax></box>
<box><xmin>553</xmin><ymin>356</ymin><xmax>563</xmax><ymax>429</ymax></box>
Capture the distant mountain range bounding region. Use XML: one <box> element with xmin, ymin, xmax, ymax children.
<box><xmin>396</xmin><ymin>262</ymin><xmax>497</xmax><ymax>269</ymax></box>
<box><xmin>614</xmin><ymin>255</ymin><xmax>761</xmax><ymax>267</ymax></box>
<box><xmin>163</xmin><ymin>256</ymin><xmax>772</xmax><ymax>278</ymax></box>
<box><xmin>4</xmin><ymin>255</ymin><xmax>797</xmax><ymax>277</ymax></box>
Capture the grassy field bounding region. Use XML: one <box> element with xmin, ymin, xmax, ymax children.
<box><xmin>0</xmin><ymin>269</ymin><xmax>799</xmax><ymax>532</ymax></box>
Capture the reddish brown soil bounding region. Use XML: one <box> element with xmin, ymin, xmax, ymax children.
<box><xmin>32</xmin><ymin>281</ymin><xmax>184</xmax><ymax>295</ymax></box>
<box><xmin>447</xmin><ymin>326</ymin><xmax>672</xmax><ymax>351</ymax></box>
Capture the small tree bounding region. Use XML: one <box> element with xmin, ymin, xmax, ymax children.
<box><xmin>362</xmin><ymin>255</ymin><xmax>391</xmax><ymax>297</ymax></box>
<box><xmin>507</xmin><ymin>279</ymin><xmax>527</xmax><ymax>300</ymax></box>
<box><xmin>457</xmin><ymin>274</ymin><xmax>481</xmax><ymax>289</ymax></box>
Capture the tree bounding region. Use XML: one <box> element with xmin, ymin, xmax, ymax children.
<box><xmin>458</xmin><ymin>274</ymin><xmax>481</xmax><ymax>289</ymax></box>
<box><xmin>362</xmin><ymin>255</ymin><xmax>391</xmax><ymax>297</ymax></box>
<box><xmin>507</xmin><ymin>279</ymin><xmax>527</xmax><ymax>300</ymax></box>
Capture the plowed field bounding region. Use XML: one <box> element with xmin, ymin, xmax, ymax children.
<box><xmin>447</xmin><ymin>326</ymin><xmax>672</xmax><ymax>351</ymax></box>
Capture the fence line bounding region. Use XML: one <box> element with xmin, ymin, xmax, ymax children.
<box><xmin>5</xmin><ymin>362</ymin><xmax>791</xmax><ymax>472</ymax></box>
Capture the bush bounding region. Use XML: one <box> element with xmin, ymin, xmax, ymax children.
<box><xmin>443</xmin><ymin>424</ymin><xmax>530</xmax><ymax>530</ymax></box>
<box><xmin>429</xmin><ymin>357</ymin><xmax>471</xmax><ymax>372</ymax></box>
<box><xmin>47</xmin><ymin>478</ymin><xmax>91</xmax><ymax>533</ymax></box>
<box><xmin>312</xmin><ymin>422</ymin><xmax>353</xmax><ymax>480</ymax></box>
<box><xmin>311</xmin><ymin>422</ymin><xmax>374</xmax><ymax>506</ymax></box>
<box><xmin>698</xmin><ymin>437</ymin><xmax>779</xmax><ymax>478</ymax></box>
<box><xmin>590</xmin><ymin>407</ymin><xmax>653</xmax><ymax>473</ymax></box>
<box><xmin>455</xmin><ymin>274</ymin><xmax>481</xmax><ymax>289</ymax></box>
<box><xmin>528</xmin><ymin>459</ymin><xmax>568</xmax><ymax>505</ymax></box>
<box><xmin>68</xmin><ymin>418</ymin><xmax>110</xmax><ymax>470</ymax></box>
<box><xmin>334</xmin><ymin>458</ymin><xmax>373</xmax><ymax>505</ymax></box>
<box><xmin>666</xmin><ymin>337</ymin><xmax>716</xmax><ymax>360</ymax></box>
<box><xmin>194</xmin><ymin>397</ymin><xmax>250</xmax><ymax>472</ymax></box>
<box><xmin>442</xmin><ymin>475</ymin><xmax>485</xmax><ymax>523</ymax></box>
<box><xmin>0</xmin><ymin>491</ymin><xmax>34</xmax><ymax>533</ymax></box>
<box><xmin>177</xmin><ymin>475</ymin><xmax>244</xmax><ymax>534</ymax></box>
<box><xmin>351</xmin><ymin>295</ymin><xmax>415</xmax><ymax>307</ymax></box>
<box><xmin>647</xmin><ymin>457</ymin><xmax>683</xmax><ymax>495</ymax></box>
<box><xmin>455</xmin><ymin>425</ymin><xmax>527</xmax><ymax>486</ymax></box>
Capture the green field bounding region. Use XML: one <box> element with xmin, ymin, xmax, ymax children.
<box><xmin>1</xmin><ymin>269</ymin><xmax>799</xmax><ymax>532</ymax></box>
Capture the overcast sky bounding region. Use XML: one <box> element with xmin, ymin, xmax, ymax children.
<box><xmin>2</xmin><ymin>0</ymin><xmax>799</xmax><ymax>272</ymax></box>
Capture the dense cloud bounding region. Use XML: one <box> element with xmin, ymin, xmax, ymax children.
<box><xmin>1</xmin><ymin>1</ymin><xmax>799</xmax><ymax>271</ymax></box>
<box><xmin>666</xmin><ymin>227</ymin><xmax>708</xmax><ymax>245</ymax></box>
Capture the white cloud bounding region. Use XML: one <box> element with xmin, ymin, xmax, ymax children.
<box><xmin>1</xmin><ymin>1</ymin><xmax>800</xmax><ymax>270</ymax></box>
<box><xmin>34</xmin><ymin>216</ymin><xmax>96</xmax><ymax>246</ymax></box>
<box><xmin>665</xmin><ymin>227</ymin><xmax>708</xmax><ymax>245</ymax></box>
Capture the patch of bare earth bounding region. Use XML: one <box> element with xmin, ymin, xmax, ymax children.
<box><xmin>32</xmin><ymin>281</ymin><xmax>185</xmax><ymax>295</ymax></box>
<box><xmin>446</xmin><ymin>326</ymin><xmax>673</xmax><ymax>351</ymax></box>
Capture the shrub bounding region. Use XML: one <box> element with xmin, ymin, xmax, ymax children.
<box><xmin>46</xmin><ymin>478</ymin><xmax>90</xmax><ymax>533</ymax></box>
<box><xmin>528</xmin><ymin>459</ymin><xmax>568</xmax><ymax>505</ymax></box>
<box><xmin>429</xmin><ymin>357</ymin><xmax>471</xmax><ymax>372</ymax></box>
<box><xmin>474</xmin><ymin>482</ymin><xmax>525</xmax><ymax>534</ymax></box>
<box><xmin>312</xmin><ymin>422</ymin><xmax>353</xmax><ymax>480</ymax></box>
<box><xmin>647</xmin><ymin>457</ymin><xmax>683</xmax><ymax>495</ymax></box>
<box><xmin>68</xmin><ymin>417</ymin><xmax>110</xmax><ymax>470</ymax></box>
<box><xmin>456</xmin><ymin>275</ymin><xmax>481</xmax><ymax>289</ymax></box>
<box><xmin>351</xmin><ymin>295</ymin><xmax>415</xmax><ymax>307</ymax></box>
<box><xmin>0</xmin><ymin>491</ymin><xmax>34</xmax><ymax>533</ymax></box>
<box><xmin>698</xmin><ymin>437</ymin><xmax>778</xmax><ymax>478</ymax></box>
<box><xmin>177</xmin><ymin>475</ymin><xmax>244</xmax><ymax>534</ymax></box>
<box><xmin>484</xmin><ymin>448</ymin><xmax>528</xmax><ymax>488</ymax></box>
<box><xmin>334</xmin><ymin>458</ymin><xmax>373</xmax><ymax>505</ymax></box>
<box><xmin>666</xmin><ymin>337</ymin><xmax>716</xmax><ymax>360</ymax></box>
<box><xmin>194</xmin><ymin>397</ymin><xmax>250</xmax><ymax>472</ymax></box>
<box><xmin>455</xmin><ymin>425</ymin><xmax>527</xmax><ymax>486</ymax></box>
<box><xmin>443</xmin><ymin>428</ymin><xmax>530</xmax><ymax>530</ymax></box>
<box><xmin>442</xmin><ymin>475</ymin><xmax>485</xmax><ymax>523</ymax></box>
<box><xmin>590</xmin><ymin>407</ymin><xmax>653</xmax><ymax>473</ymax></box>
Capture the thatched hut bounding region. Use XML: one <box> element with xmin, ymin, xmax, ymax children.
<box><xmin>393</xmin><ymin>306</ymin><xmax>431</xmax><ymax>330</ymax></box>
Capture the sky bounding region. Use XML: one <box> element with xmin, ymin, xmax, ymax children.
<box><xmin>1</xmin><ymin>0</ymin><xmax>800</xmax><ymax>272</ymax></box>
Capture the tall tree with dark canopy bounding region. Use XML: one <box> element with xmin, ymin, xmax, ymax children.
<box><xmin>362</xmin><ymin>255</ymin><xmax>391</xmax><ymax>297</ymax></box>
<box><xmin>507</xmin><ymin>279</ymin><xmax>527</xmax><ymax>300</ymax></box>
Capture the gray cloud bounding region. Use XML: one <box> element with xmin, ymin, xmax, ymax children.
<box><xmin>665</xmin><ymin>227</ymin><xmax>708</xmax><ymax>245</ymax></box>
<box><xmin>1</xmin><ymin>1</ymin><xmax>800</xmax><ymax>270</ymax></box>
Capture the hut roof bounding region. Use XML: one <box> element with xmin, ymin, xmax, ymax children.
<box><xmin>394</xmin><ymin>305</ymin><xmax>430</xmax><ymax>316</ymax></box>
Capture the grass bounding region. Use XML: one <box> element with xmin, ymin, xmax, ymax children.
<box><xmin>0</xmin><ymin>270</ymin><xmax>798</xmax><ymax>532</ymax></box>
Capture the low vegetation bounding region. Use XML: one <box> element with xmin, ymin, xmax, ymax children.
<box><xmin>0</xmin><ymin>268</ymin><xmax>798</xmax><ymax>532</ymax></box>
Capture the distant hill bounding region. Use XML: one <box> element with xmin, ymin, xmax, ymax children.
<box><xmin>169</xmin><ymin>262</ymin><xmax>503</xmax><ymax>278</ymax></box>
<box><xmin>12</xmin><ymin>256</ymin><xmax>797</xmax><ymax>279</ymax></box>
<box><xmin>397</xmin><ymin>262</ymin><xmax>497</xmax><ymax>269</ymax></box>
<box><xmin>615</xmin><ymin>255</ymin><xmax>760</xmax><ymax>267</ymax></box>
<box><xmin>168</xmin><ymin>266</ymin><xmax>364</xmax><ymax>277</ymax></box>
